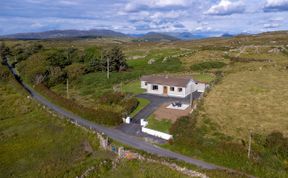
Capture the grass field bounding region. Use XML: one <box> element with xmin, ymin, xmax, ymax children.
<box><xmin>0</xmin><ymin>69</ymin><xmax>114</xmax><ymax>177</ymax></box>
<box><xmin>202</xmin><ymin>63</ymin><xmax>288</xmax><ymax>139</ymax></box>
<box><xmin>147</xmin><ymin>115</ymin><xmax>172</xmax><ymax>134</ymax></box>
<box><xmin>192</xmin><ymin>73</ymin><xmax>216</xmax><ymax>83</ymax></box>
<box><xmin>122</xmin><ymin>80</ymin><xmax>145</xmax><ymax>95</ymax></box>
<box><xmin>0</xmin><ymin>65</ymin><xmax>203</xmax><ymax>178</ymax></box>
<box><xmin>5</xmin><ymin>31</ymin><xmax>288</xmax><ymax>177</ymax></box>
<box><xmin>102</xmin><ymin>159</ymin><xmax>190</xmax><ymax>178</ymax></box>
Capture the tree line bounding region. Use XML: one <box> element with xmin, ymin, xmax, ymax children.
<box><xmin>3</xmin><ymin>42</ymin><xmax>128</xmax><ymax>87</ymax></box>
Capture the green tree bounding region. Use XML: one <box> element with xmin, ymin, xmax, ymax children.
<box><xmin>47</xmin><ymin>50</ymin><xmax>72</xmax><ymax>68</ymax></box>
<box><xmin>46</xmin><ymin>66</ymin><xmax>66</xmax><ymax>87</ymax></box>
<box><xmin>65</xmin><ymin>63</ymin><xmax>86</xmax><ymax>80</ymax></box>
<box><xmin>87</xmin><ymin>57</ymin><xmax>103</xmax><ymax>72</ymax></box>
<box><xmin>104</xmin><ymin>46</ymin><xmax>127</xmax><ymax>72</ymax></box>
<box><xmin>0</xmin><ymin>42</ymin><xmax>11</xmax><ymax>63</ymax></box>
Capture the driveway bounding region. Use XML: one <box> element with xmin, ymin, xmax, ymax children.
<box><xmin>133</xmin><ymin>92</ymin><xmax>202</xmax><ymax>123</ymax></box>
<box><xmin>117</xmin><ymin>92</ymin><xmax>202</xmax><ymax>141</ymax></box>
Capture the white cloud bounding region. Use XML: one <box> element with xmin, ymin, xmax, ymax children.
<box><xmin>151</xmin><ymin>0</ymin><xmax>188</xmax><ymax>7</ymax></box>
<box><xmin>264</xmin><ymin>0</ymin><xmax>288</xmax><ymax>11</ymax></box>
<box><xmin>59</xmin><ymin>0</ymin><xmax>80</xmax><ymax>6</ymax></box>
<box><xmin>266</xmin><ymin>0</ymin><xmax>288</xmax><ymax>7</ymax></box>
<box><xmin>124</xmin><ymin>0</ymin><xmax>189</xmax><ymax>12</ymax></box>
<box><xmin>205</xmin><ymin>0</ymin><xmax>245</xmax><ymax>16</ymax></box>
<box><xmin>263</xmin><ymin>23</ymin><xmax>280</xmax><ymax>28</ymax></box>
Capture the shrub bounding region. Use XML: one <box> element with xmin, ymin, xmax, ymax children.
<box><xmin>190</xmin><ymin>61</ymin><xmax>226</xmax><ymax>71</ymax></box>
<box><xmin>230</xmin><ymin>57</ymin><xmax>271</xmax><ymax>63</ymax></box>
<box><xmin>264</xmin><ymin>131</ymin><xmax>288</xmax><ymax>158</ymax></box>
<box><xmin>45</xmin><ymin>66</ymin><xmax>66</xmax><ymax>87</ymax></box>
<box><xmin>17</xmin><ymin>53</ymin><xmax>48</xmax><ymax>84</ymax></box>
<box><xmin>169</xmin><ymin>115</ymin><xmax>199</xmax><ymax>146</ymax></box>
<box><xmin>47</xmin><ymin>50</ymin><xmax>72</xmax><ymax>68</ymax></box>
<box><xmin>98</xmin><ymin>91</ymin><xmax>125</xmax><ymax>105</ymax></box>
<box><xmin>65</xmin><ymin>63</ymin><xmax>86</xmax><ymax>80</ymax></box>
<box><xmin>35</xmin><ymin>84</ymin><xmax>122</xmax><ymax>126</ymax></box>
<box><xmin>121</xmin><ymin>97</ymin><xmax>139</xmax><ymax>115</ymax></box>
<box><xmin>0</xmin><ymin>66</ymin><xmax>11</xmax><ymax>81</ymax></box>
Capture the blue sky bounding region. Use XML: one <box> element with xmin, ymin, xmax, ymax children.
<box><xmin>0</xmin><ymin>0</ymin><xmax>288</xmax><ymax>35</ymax></box>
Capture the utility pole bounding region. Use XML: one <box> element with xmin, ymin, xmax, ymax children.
<box><xmin>66</xmin><ymin>78</ymin><xmax>69</xmax><ymax>99</ymax></box>
<box><xmin>190</xmin><ymin>83</ymin><xmax>193</xmax><ymax>109</ymax></box>
<box><xmin>107</xmin><ymin>56</ymin><xmax>110</xmax><ymax>79</ymax></box>
<box><xmin>102</xmin><ymin>49</ymin><xmax>110</xmax><ymax>79</ymax></box>
<box><xmin>248</xmin><ymin>130</ymin><xmax>252</xmax><ymax>159</ymax></box>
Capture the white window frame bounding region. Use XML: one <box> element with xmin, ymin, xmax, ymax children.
<box><xmin>152</xmin><ymin>85</ymin><xmax>158</xmax><ymax>91</ymax></box>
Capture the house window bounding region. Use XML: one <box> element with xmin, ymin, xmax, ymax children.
<box><xmin>170</xmin><ymin>87</ymin><xmax>175</xmax><ymax>91</ymax></box>
<box><xmin>145</xmin><ymin>82</ymin><xmax>148</xmax><ymax>86</ymax></box>
<box><xmin>178</xmin><ymin>88</ymin><xmax>183</xmax><ymax>92</ymax></box>
<box><xmin>152</xmin><ymin>85</ymin><xmax>158</xmax><ymax>90</ymax></box>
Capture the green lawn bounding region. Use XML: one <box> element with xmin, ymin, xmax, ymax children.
<box><xmin>192</xmin><ymin>73</ymin><xmax>215</xmax><ymax>83</ymax></box>
<box><xmin>147</xmin><ymin>115</ymin><xmax>172</xmax><ymax>134</ymax></box>
<box><xmin>122</xmin><ymin>80</ymin><xmax>145</xmax><ymax>95</ymax></box>
<box><xmin>130</xmin><ymin>98</ymin><xmax>150</xmax><ymax>117</ymax></box>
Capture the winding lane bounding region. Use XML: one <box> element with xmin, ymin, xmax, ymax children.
<box><xmin>5</xmin><ymin>63</ymin><xmax>253</xmax><ymax>177</ymax></box>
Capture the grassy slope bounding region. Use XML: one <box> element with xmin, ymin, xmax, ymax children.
<box><xmin>203</xmin><ymin>63</ymin><xmax>288</xmax><ymax>139</ymax></box>
<box><xmin>0</xmin><ymin>65</ymin><xmax>197</xmax><ymax>178</ymax></box>
<box><xmin>164</xmin><ymin>44</ymin><xmax>288</xmax><ymax>177</ymax></box>
<box><xmin>102</xmin><ymin>160</ymin><xmax>190</xmax><ymax>178</ymax></box>
<box><xmin>122</xmin><ymin>80</ymin><xmax>145</xmax><ymax>95</ymax></box>
<box><xmin>0</xmin><ymin>69</ymin><xmax>114</xmax><ymax>177</ymax></box>
<box><xmin>7</xmin><ymin>31</ymin><xmax>288</xmax><ymax>177</ymax></box>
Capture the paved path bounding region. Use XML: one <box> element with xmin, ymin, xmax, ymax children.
<box><xmin>117</xmin><ymin>92</ymin><xmax>202</xmax><ymax>140</ymax></box>
<box><xmin>4</xmin><ymin>63</ymin><xmax>254</xmax><ymax>177</ymax></box>
<box><xmin>134</xmin><ymin>92</ymin><xmax>202</xmax><ymax>123</ymax></box>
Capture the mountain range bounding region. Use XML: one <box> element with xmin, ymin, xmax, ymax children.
<box><xmin>0</xmin><ymin>29</ymin><xmax>235</xmax><ymax>41</ymax></box>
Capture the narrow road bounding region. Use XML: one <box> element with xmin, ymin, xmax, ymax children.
<box><xmin>4</xmin><ymin>63</ymin><xmax>253</xmax><ymax>177</ymax></box>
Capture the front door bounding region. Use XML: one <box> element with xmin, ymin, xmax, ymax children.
<box><xmin>163</xmin><ymin>86</ymin><xmax>168</xmax><ymax>95</ymax></box>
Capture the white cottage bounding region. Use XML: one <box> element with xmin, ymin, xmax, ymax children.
<box><xmin>140</xmin><ymin>75</ymin><xmax>204</xmax><ymax>98</ymax></box>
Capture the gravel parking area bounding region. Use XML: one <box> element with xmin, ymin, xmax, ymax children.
<box><xmin>153</xmin><ymin>103</ymin><xmax>191</xmax><ymax>122</ymax></box>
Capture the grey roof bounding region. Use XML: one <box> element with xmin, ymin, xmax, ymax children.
<box><xmin>141</xmin><ymin>75</ymin><xmax>193</xmax><ymax>87</ymax></box>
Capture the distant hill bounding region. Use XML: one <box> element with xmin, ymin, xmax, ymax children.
<box><xmin>0</xmin><ymin>29</ymin><xmax>128</xmax><ymax>39</ymax></box>
<box><xmin>135</xmin><ymin>32</ymin><xmax>180</xmax><ymax>42</ymax></box>
<box><xmin>221</xmin><ymin>33</ymin><xmax>234</xmax><ymax>38</ymax></box>
<box><xmin>165</xmin><ymin>32</ymin><xmax>209</xmax><ymax>40</ymax></box>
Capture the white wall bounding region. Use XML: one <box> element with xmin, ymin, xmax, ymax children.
<box><xmin>147</xmin><ymin>84</ymin><xmax>164</xmax><ymax>95</ymax></box>
<box><xmin>142</xmin><ymin>127</ymin><xmax>173</xmax><ymax>140</ymax></box>
<box><xmin>185</xmin><ymin>80</ymin><xmax>197</xmax><ymax>96</ymax></box>
<box><xmin>141</xmin><ymin>79</ymin><xmax>200</xmax><ymax>98</ymax></box>
<box><xmin>195</xmin><ymin>83</ymin><xmax>206</xmax><ymax>92</ymax></box>
<box><xmin>167</xmin><ymin>86</ymin><xmax>186</xmax><ymax>98</ymax></box>
<box><xmin>141</xmin><ymin>81</ymin><xmax>148</xmax><ymax>89</ymax></box>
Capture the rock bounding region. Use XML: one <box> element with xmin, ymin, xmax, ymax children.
<box><xmin>129</xmin><ymin>55</ymin><xmax>146</xmax><ymax>60</ymax></box>
<box><xmin>148</xmin><ymin>58</ymin><xmax>156</xmax><ymax>64</ymax></box>
<box><xmin>268</xmin><ymin>48</ymin><xmax>280</xmax><ymax>54</ymax></box>
<box><xmin>82</xmin><ymin>140</ymin><xmax>93</xmax><ymax>154</ymax></box>
<box><xmin>162</xmin><ymin>57</ymin><xmax>168</xmax><ymax>63</ymax></box>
